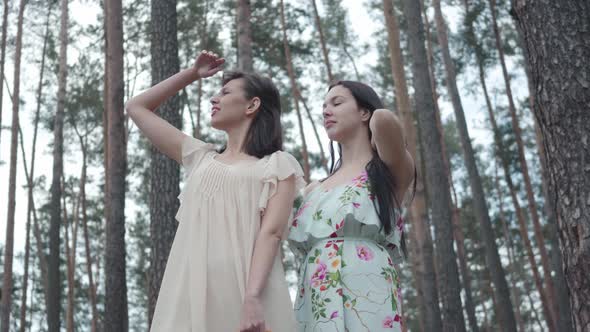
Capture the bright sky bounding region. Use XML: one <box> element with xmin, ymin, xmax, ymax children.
<box><xmin>0</xmin><ymin>0</ymin><xmax>529</xmax><ymax>272</ymax></box>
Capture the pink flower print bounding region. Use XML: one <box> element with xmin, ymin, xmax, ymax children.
<box><xmin>352</xmin><ymin>202</ymin><xmax>361</xmax><ymax>209</ymax></box>
<box><xmin>335</xmin><ymin>219</ymin><xmax>344</xmax><ymax>230</ymax></box>
<box><xmin>329</xmin><ymin>232</ymin><xmax>338</xmax><ymax>238</ymax></box>
<box><xmin>352</xmin><ymin>171</ymin><xmax>368</xmax><ymax>187</ymax></box>
<box><xmin>330</xmin><ymin>311</ymin><xmax>339</xmax><ymax>319</ymax></box>
<box><xmin>311</xmin><ymin>262</ymin><xmax>327</xmax><ymax>287</ymax></box>
<box><xmin>356</xmin><ymin>245</ymin><xmax>374</xmax><ymax>261</ymax></box>
<box><xmin>294</xmin><ymin>202</ymin><xmax>310</xmax><ymax>218</ymax></box>
<box><xmin>383</xmin><ymin>316</ymin><xmax>395</xmax><ymax>328</ymax></box>
<box><xmin>368</xmin><ymin>193</ymin><xmax>375</xmax><ymax>201</ymax></box>
<box><xmin>388</xmin><ymin>256</ymin><xmax>394</xmax><ymax>267</ymax></box>
<box><xmin>336</xmin><ymin>288</ymin><xmax>343</xmax><ymax>296</ymax></box>
<box><xmin>395</xmin><ymin>314</ymin><xmax>402</xmax><ymax>323</ymax></box>
<box><xmin>291</xmin><ymin>219</ymin><xmax>298</xmax><ymax>227</ymax></box>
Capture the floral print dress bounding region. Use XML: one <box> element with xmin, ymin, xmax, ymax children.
<box><xmin>288</xmin><ymin>171</ymin><xmax>404</xmax><ymax>332</ymax></box>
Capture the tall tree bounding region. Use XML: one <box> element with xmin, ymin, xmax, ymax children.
<box><xmin>0</xmin><ymin>0</ymin><xmax>8</xmax><ymax>154</ymax></box>
<box><xmin>105</xmin><ymin>0</ymin><xmax>128</xmax><ymax>330</ymax></box>
<box><xmin>421</xmin><ymin>7</ymin><xmax>480</xmax><ymax>330</ymax></box>
<box><xmin>236</xmin><ymin>0</ymin><xmax>253</xmax><ymax>71</ymax></box>
<box><xmin>488</xmin><ymin>1</ymin><xmax>558</xmax><ymax>329</ymax></box>
<box><xmin>382</xmin><ymin>1</ymin><xmax>443</xmax><ymax>329</ymax></box>
<box><xmin>149</xmin><ymin>0</ymin><xmax>181</xmax><ymax>325</ymax></box>
<box><xmin>510</xmin><ymin>8</ymin><xmax>573</xmax><ymax>329</ymax></box>
<box><xmin>0</xmin><ymin>0</ymin><xmax>25</xmax><ymax>330</ymax></box>
<box><xmin>513</xmin><ymin>1</ymin><xmax>590</xmax><ymax>330</ymax></box>
<box><xmin>47</xmin><ymin>0</ymin><xmax>69</xmax><ymax>330</ymax></box>
<box><xmin>461</xmin><ymin>2</ymin><xmax>553</xmax><ymax>329</ymax></box>
<box><xmin>401</xmin><ymin>0</ymin><xmax>466</xmax><ymax>330</ymax></box>
<box><xmin>18</xmin><ymin>4</ymin><xmax>53</xmax><ymax>330</ymax></box>
<box><xmin>494</xmin><ymin>165</ymin><xmax>526</xmax><ymax>332</ymax></box>
<box><xmin>76</xmin><ymin>129</ymin><xmax>99</xmax><ymax>332</ymax></box>
<box><xmin>431</xmin><ymin>0</ymin><xmax>517</xmax><ymax>330</ymax></box>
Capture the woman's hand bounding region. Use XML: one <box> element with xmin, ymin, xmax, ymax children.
<box><xmin>192</xmin><ymin>50</ymin><xmax>225</xmax><ymax>79</ymax></box>
<box><xmin>239</xmin><ymin>295</ymin><xmax>266</xmax><ymax>332</ymax></box>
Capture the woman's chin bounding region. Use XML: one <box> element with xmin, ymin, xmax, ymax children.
<box><xmin>326</xmin><ymin>128</ymin><xmax>344</xmax><ymax>142</ymax></box>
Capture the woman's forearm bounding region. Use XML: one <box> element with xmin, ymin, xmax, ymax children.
<box><xmin>127</xmin><ymin>68</ymin><xmax>199</xmax><ymax>112</ymax></box>
<box><xmin>244</xmin><ymin>230</ymin><xmax>283</xmax><ymax>298</ymax></box>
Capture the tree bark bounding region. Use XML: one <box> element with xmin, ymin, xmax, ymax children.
<box><xmin>104</xmin><ymin>0</ymin><xmax>129</xmax><ymax>330</ymax></box>
<box><xmin>0</xmin><ymin>0</ymin><xmax>8</xmax><ymax>154</ymax></box>
<box><xmin>513</xmin><ymin>1</ymin><xmax>590</xmax><ymax>330</ymax></box>
<box><xmin>279</xmin><ymin>0</ymin><xmax>310</xmax><ymax>182</ymax></box>
<box><xmin>400</xmin><ymin>0</ymin><xmax>465</xmax><ymax>330</ymax></box>
<box><xmin>149</xmin><ymin>0</ymin><xmax>181</xmax><ymax>326</ymax></box>
<box><xmin>384</xmin><ymin>1</ymin><xmax>443</xmax><ymax>329</ymax></box>
<box><xmin>431</xmin><ymin>1</ymin><xmax>517</xmax><ymax>330</ymax></box>
<box><xmin>311</xmin><ymin>0</ymin><xmax>333</xmax><ymax>82</ymax></box>
<box><xmin>511</xmin><ymin>14</ymin><xmax>574</xmax><ymax>330</ymax></box>
<box><xmin>236</xmin><ymin>0</ymin><xmax>253</xmax><ymax>71</ymax></box>
<box><xmin>488</xmin><ymin>1</ymin><xmax>558</xmax><ymax>328</ymax></box>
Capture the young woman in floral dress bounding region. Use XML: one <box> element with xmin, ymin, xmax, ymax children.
<box><xmin>289</xmin><ymin>81</ymin><xmax>415</xmax><ymax>331</ymax></box>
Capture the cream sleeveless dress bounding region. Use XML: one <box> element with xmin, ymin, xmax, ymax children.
<box><xmin>150</xmin><ymin>135</ymin><xmax>304</xmax><ymax>332</ymax></box>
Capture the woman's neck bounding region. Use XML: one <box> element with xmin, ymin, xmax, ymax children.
<box><xmin>223</xmin><ymin>121</ymin><xmax>251</xmax><ymax>157</ymax></box>
<box><xmin>339</xmin><ymin>129</ymin><xmax>374</xmax><ymax>169</ymax></box>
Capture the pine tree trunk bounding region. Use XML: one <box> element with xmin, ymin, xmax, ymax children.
<box><xmin>421</xmin><ymin>5</ymin><xmax>481</xmax><ymax>331</ymax></box>
<box><xmin>311</xmin><ymin>0</ymin><xmax>333</xmax><ymax>82</ymax></box>
<box><xmin>279</xmin><ymin>0</ymin><xmax>310</xmax><ymax>182</ymax></box>
<box><xmin>513</xmin><ymin>1</ymin><xmax>590</xmax><ymax>329</ymax></box>
<box><xmin>104</xmin><ymin>0</ymin><xmax>129</xmax><ymax>330</ymax></box>
<box><xmin>512</xmin><ymin>16</ymin><xmax>574</xmax><ymax>330</ymax></box>
<box><xmin>47</xmin><ymin>0</ymin><xmax>68</xmax><ymax>331</ymax></box>
<box><xmin>17</xmin><ymin>4</ymin><xmax>52</xmax><ymax>329</ymax></box>
<box><xmin>478</xmin><ymin>49</ymin><xmax>553</xmax><ymax>331</ymax></box>
<box><xmin>430</xmin><ymin>2</ymin><xmax>517</xmax><ymax>330</ymax></box>
<box><xmin>63</xmin><ymin>188</ymin><xmax>75</xmax><ymax>332</ymax></box>
<box><xmin>488</xmin><ymin>1</ymin><xmax>558</xmax><ymax>329</ymax></box>
<box><xmin>236</xmin><ymin>0</ymin><xmax>253</xmax><ymax>71</ymax></box>
<box><xmin>0</xmin><ymin>0</ymin><xmax>25</xmax><ymax>329</ymax></box>
<box><xmin>149</xmin><ymin>0</ymin><xmax>181</xmax><ymax>326</ymax></box>
<box><xmin>78</xmin><ymin>135</ymin><xmax>98</xmax><ymax>332</ymax></box>
<box><xmin>400</xmin><ymin>0</ymin><xmax>465</xmax><ymax>330</ymax></box>
<box><xmin>383</xmin><ymin>1</ymin><xmax>443</xmax><ymax>329</ymax></box>
<box><xmin>494</xmin><ymin>167</ymin><xmax>526</xmax><ymax>332</ymax></box>
<box><xmin>17</xmin><ymin>127</ymin><xmax>32</xmax><ymax>332</ymax></box>
<box><xmin>462</xmin><ymin>3</ymin><xmax>554</xmax><ymax>328</ymax></box>
<box><xmin>0</xmin><ymin>0</ymin><xmax>8</xmax><ymax>154</ymax></box>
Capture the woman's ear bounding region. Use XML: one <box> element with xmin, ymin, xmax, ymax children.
<box><xmin>246</xmin><ymin>97</ymin><xmax>261</xmax><ymax>115</ymax></box>
<box><xmin>360</xmin><ymin>108</ymin><xmax>372</xmax><ymax>122</ymax></box>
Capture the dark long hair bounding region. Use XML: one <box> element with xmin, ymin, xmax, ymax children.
<box><xmin>222</xmin><ymin>71</ymin><xmax>283</xmax><ymax>158</ymax></box>
<box><xmin>327</xmin><ymin>81</ymin><xmax>414</xmax><ymax>252</ymax></box>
